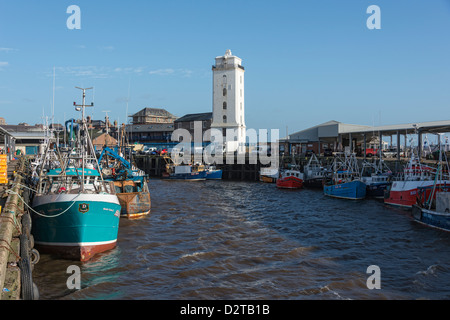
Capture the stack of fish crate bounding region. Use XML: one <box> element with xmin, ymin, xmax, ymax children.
<box><xmin>0</xmin><ymin>154</ymin><xmax>7</xmax><ymax>184</ymax></box>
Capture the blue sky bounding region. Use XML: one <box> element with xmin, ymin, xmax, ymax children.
<box><xmin>0</xmin><ymin>0</ymin><xmax>449</xmax><ymax>137</ymax></box>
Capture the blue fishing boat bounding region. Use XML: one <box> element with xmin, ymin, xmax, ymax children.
<box><xmin>324</xmin><ymin>178</ymin><xmax>367</xmax><ymax>200</ymax></box>
<box><xmin>31</xmin><ymin>87</ymin><xmax>121</xmax><ymax>261</ymax></box>
<box><xmin>412</xmin><ymin>146</ymin><xmax>450</xmax><ymax>232</ymax></box>
<box><xmin>323</xmin><ymin>153</ymin><xmax>366</xmax><ymax>200</ymax></box>
<box><xmin>205</xmin><ymin>166</ymin><xmax>222</xmax><ymax>180</ymax></box>
<box><xmin>412</xmin><ymin>192</ymin><xmax>450</xmax><ymax>232</ymax></box>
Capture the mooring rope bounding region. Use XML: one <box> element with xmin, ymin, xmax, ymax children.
<box><xmin>8</xmin><ymin>182</ymin><xmax>38</xmax><ymax>193</ymax></box>
<box><xmin>4</xmin><ymin>189</ymin><xmax>79</xmax><ymax>218</ymax></box>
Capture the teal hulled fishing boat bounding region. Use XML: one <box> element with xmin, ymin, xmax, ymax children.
<box><xmin>32</xmin><ymin>169</ymin><xmax>121</xmax><ymax>261</ymax></box>
<box><xmin>31</xmin><ymin>88</ymin><xmax>121</xmax><ymax>261</ymax></box>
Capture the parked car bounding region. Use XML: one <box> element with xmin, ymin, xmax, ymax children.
<box><xmin>146</xmin><ymin>147</ymin><xmax>157</xmax><ymax>154</ymax></box>
<box><xmin>365</xmin><ymin>148</ymin><xmax>379</xmax><ymax>157</ymax></box>
<box><xmin>382</xmin><ymin>148</ymin><xmax>398</xmax><ymax>158</ymax></box>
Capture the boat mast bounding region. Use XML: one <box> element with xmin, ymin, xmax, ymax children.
<box><xmin>74</xmin><ymin>87</ymin><xmax>93</xmax><ymax>192</ymax></box>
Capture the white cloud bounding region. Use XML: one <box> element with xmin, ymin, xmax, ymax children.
<box><xmin>55</xmin><ymin>66</ymin><xmax>110</xmax><ymax>79</ymax></box>
<box><xmin>180</xmin><ymin>69</ymin><xmax>193</xmax><ymax>78</ymax></box>
<box><xmin>149</xmin><ymin>68</ymin><xmax>175</xmax><ymax>76</ymax></box>
<box><xmin>148</xmin><ymin>68</ymin><xmax>194</xmax><ymax>77</ymax></box>
<box><xmin>0</xmin><ymin>62</ymin><xmax>9</xmax><ymax>70</ymax></box>
<box><xmin>114</xmin><ymin>67</ymin><xmax>145</xmax><ymax>74</ymax></box>
<box><xmin>99</xmin><ymin>46</ymin><xmax>114</xmax><ymax>51</ymax></box>
<box><xmin>0</xmin><ymin>48</ymin><xmax>16</xmax><ymax>52</ymax></box>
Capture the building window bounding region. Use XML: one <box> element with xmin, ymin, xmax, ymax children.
<box><xmin>190</xmin><ymin>122</ymin><xmax>194</xmax><ymax>129</ymax></box>
<box><xmin>240</xmin><ymin>102</ymin><xmax>242</xmax><ymax>110</ymax></box>
<box><xmin>240</xmin><ymin>89</ymin><xmax>242</xmax><ymax>97</ymax></box>
<box><xmin>223</xmin><ymin>88</ymin><xmax>227</xmax><ymax>96</ymax></box>
<box><xmin>223</xmin><ymin>115</ymin><xmax>227</xmax><ymax>123</ymax></box>
<box><xmin>223</xmin><ymin>75</ymin><xmax>227</xmax><ymax>84</ymax></box>
<box><xmin>223</xmin><ymin>101</ymin><xmax>227</xmax><ymax>110</ymax></box>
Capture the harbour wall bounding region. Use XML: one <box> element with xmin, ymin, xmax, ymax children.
<box><xmin>0</xmin><ymin>157</ymin><xmax>38</xmax><ymax>300</ymax></box>
<box><xmin>134</xmin><ymin>154</ymin><xmax>419</xmax><ymax>181</ymax></box>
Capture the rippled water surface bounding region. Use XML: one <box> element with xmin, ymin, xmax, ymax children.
<box><xmin>33</xmin><ymin>179</ymin><xmax>450</xmax><ymax>300</ymax></box>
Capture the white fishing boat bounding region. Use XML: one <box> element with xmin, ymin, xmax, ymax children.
<box><xmin>412</xmin><ymin>140</ymin><xmax>450</xmax><ymax>231</ymax></box>
<box><xmin>360</xmin><ymin>159</ymin><xmax>392</xmax><ymax>198</ymax></box>
<box><xmin>303</xmin><ymin>153</ymin><xmax>327</xmax><ymax>188</ymax></box>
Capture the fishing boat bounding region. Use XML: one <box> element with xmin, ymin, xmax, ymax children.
<box><xmin>412</xmin><ymin>188</ymin><xmax>450</xmax><ymax>232</ymax></box>
<box><xmin>162</xmin><ymin>159</ymin><xmax>207</xmax><ymax>181</ymax></box>
<box><xmin>205</xmin><ymin>165</ymin><xmax>223</xmax><ymax>180</ymax></box>
<box><xmin>259</xmin><ymin>167</ymin><xmax>278</xmax><ymax>183</ymax></box>
<box><xmin>384</xmin><ymin>154</ymin><xmax>449</xmax><ymax>208</ymax></box>
<box><xmin>412</xmin><ymin>144</ymin><xmax>450</xmax><ymax>231</ymax></box>
<box><xmin>323</xmin><ymin>153</ymin><xmax>366</xmax><ymax>200</ymax></box>
<box><xmin>31</xmin><ymin>87</ymin><xmax>121</xmax><ymax>261</ymax></box>
<box><xmin>276</xmin><ymin>168</ymin><xmax>303</xmax><ymax>189</ymax></box>
<box><xmin>360</xmin><ymin>159</ymin><xmax>392</xmax><ymax>198</ymax></box>
<box><xmin>98</xmin><ymin>146</ymin><xmax>151</xmax><ymax>219</ymax></box>
<box><xmin>303</xmin><ymin>153</ymin><xmax>327</xmax><ymax>188</ymax></box>
<box><xmin>276</xmin><ymin>150</ymin><xmax>303</xmax><ymax>189</ymax></box>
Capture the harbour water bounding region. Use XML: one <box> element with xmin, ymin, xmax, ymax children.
<box><xmin>33</xmin><ymin>179</ymin><xmax>450</xmax><ymax>300</ymax></box>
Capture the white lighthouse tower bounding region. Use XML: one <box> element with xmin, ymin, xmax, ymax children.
<box><xmin>211</xmin><ymin>49</ymin><xmax>246</xmax><ymax>153</ymax></box>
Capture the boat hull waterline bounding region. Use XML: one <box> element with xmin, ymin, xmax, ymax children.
<box><xmin>412</xmin><ymin>205</ymin><xmax>450</xmax><ymax>232</ymax></box>
<box><xmin>385</xmin><ymin>180</ymin><xmax>450</xmax><ymax>208</ymax></box>
<box><xmin>32</xmin><ymin>193</ymin><xmax>121</xmax><ymax>261</ymax></box>
<box><xmin>206</xmin><ymin>169</ymin><xmax>223</xmax><ymax>180</ymax></box>
<box><xmin>276</xmin><ymin>176</ymin><xmax>303</xmax><ymax>189</ymax></box>
<box><xmin>324</xmin><ymin>180</ymin><xmax>367</xmax><ymax>200</ymax></box>
<box><xmin>116</xmin><ymin>191</ymin><xmax>151</xmax><ymax>219</ymax></box>
<box><xmin>163</xmin><ymin>170</ymin><xmax>208</xmax><ymax>181</ymax></box>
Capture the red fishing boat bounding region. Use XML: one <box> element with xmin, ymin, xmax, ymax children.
<box><xmin>384</xmin><ymin>155</ymin><xmax>450</xmax><ymax>208</ymax></box>
<box><xmin>276</xmin><ymin>169</ymin><xmax>304</xmax><ymax>189</ymax></box>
